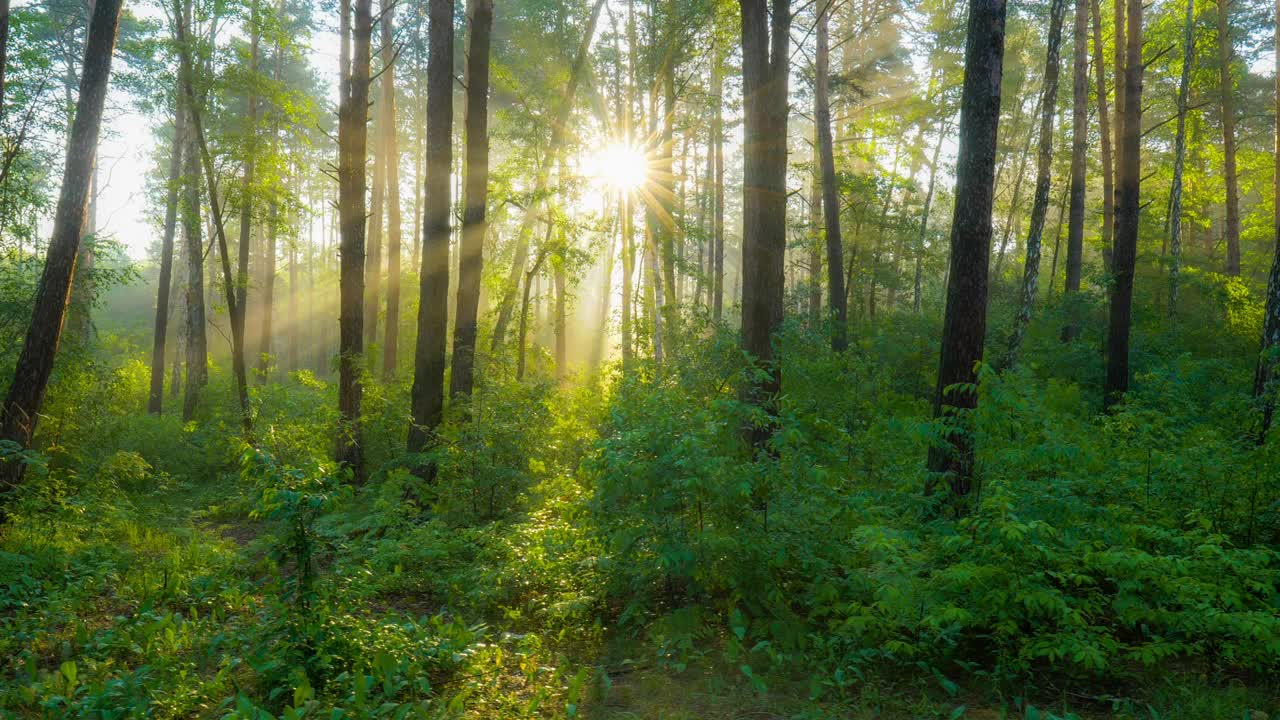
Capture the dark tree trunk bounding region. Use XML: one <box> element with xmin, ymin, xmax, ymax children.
<box><xmin>1111</xmin><ymin>0</ymin><xmax>1124</xmax><ymax>271</ymax></box>
<box><xmin>150</xmin><ymin>92</ymin><xmax>186</xmax><ymax>414</ymax></box>
<box><xmin>816</xmin><ymin>5</ymin><xmax>847</xmax><ymax>351</ymax></box>
<box><xmin>925</xmin><ymin>0</ymin><xmax>1007</xmax><ymax>499</ymax></box>
<box><xmin>1005</xmin><ymin>0</ymin><xmax>1066</xmax><ymax>368</ymax></box>
<box><xmin>1254</xmin><ymin>2</ymin><xmax>1280</xmax><ymax>439</ymax></box>
<box><xmin>1104</xmin><ymin>0</ymin><xmax>1143</xmax><ymax>408</ymax></box>
<box><xmin>407</xmin><ymin>0</ymin><xmax>454</xmax><ymax>474</ymax></box>
<box><xmin>181</xmin><ymin>108</ymin><xmax>206</xmax><ymax>423</ymax></box>
<box><xmin>364</xmin><ymin>42</ymin><xmax>384</xmax><ymax>349</ymax></box>
<box><xmin>237</xmin><ymin>4</ymin><xmax>258</xmax><ymax>355</ymax></box>
<box><xmin>381</xmin><ymin>0</ymin><xmax>403</xmax><ymax>377</ymax></box>
<box><xmin>1090</xmin><ymin>0</ymin><xmax>1114</xmax><ymax>271</ymax></box>
<box><xmin>739</xmin><ymin>0</ymin><xmax>792</xmax><ymax>449</ymax></box>
<box><xmin>517</xmin><ymin>242</ymin><xmax>550</xmax><ymax>382</ymax></box>
<box><xmin>337</xmin><ymin>0</ymin><xmax>371</xmax><ymax>477</ymax></box>
<box><xmin>1168</xmin><ymin>0</ymin><xmax>1194</xmax><ymax>316</ymax></box>
<box><xmin>712</xmin><ymin>49</ymin><xmax>725</xmax><ymax>321</ymax></box>
<box><xmin>1216</xmin><ymin>0</ymin><xmax>1241</xmax><ymax>276</ymax></box>
<box><xmin>0</xmin><ymin>0</ymin><xmax>9</xmax><ymax>121</ymax></box>
<box><xmin>450</xmin><ymin>0</ymin><xmax>492</xmax><ymax>398</ymax></box>
<box><xmin>1062</xmin><ymin>0</ymin><xmax>1089</xmax><ymax>340</ymax></box>
<box><xmin>0</xmin><ymin>0</ymin><xmax>123</xmax><ymax>496</ymax></box>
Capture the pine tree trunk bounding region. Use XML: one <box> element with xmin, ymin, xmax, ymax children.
<box><xmin>1104</xmin><ymin>0</ymin><xmax>1143</xmax><ymax>408</ymax></box>
<box><xmin>1090</xmin><ymin>0</ymin><xmax>1114</xmax><ymax>271</ymax></box>
<box><xmin>1006</xmin><ymin>0</ymin><xmax>1066</xmax><ymax>368</ymax></box>
<box><xmin>0</xmin><ymin>0</ymin><xmax>123</xmax><ymax>496</ymax></box>
<box><xmin>816</xmin><ymin>6</ymin><xmax>847</xmax><ymax>350</ymax></box>
<box><xmin>1216</xmin><ymin>0</ymin><xmax>1241</xmax><ymax>276</ymax></box>
<box><xmin>364</xmin><ymin>44</ymin><xmax>385</xmax><ymax>348</ymax></box>
<box><xmin>336</xmin><ymin>0</ymin><xmax>371</xmax><ymax>477</ymax></box>
<box><xmin>181</xmin><ymin>107</ymin><xmax>206</xmax><ymax>422</ymax></box>
<box><xmin>408</xmin><ymin>0</ymin><xmax>454</xmax><ymax>474</ymax></box>
<box><xmin>926</xmin><ymin>0</ymin><xmax>1007</xmax><ymax>499</ymax></box>
<box><xmin>150</xmin><ymin>92</ymin><xmax>186</xmax><ymax>414</ymax></box>
<box><xmin>711</xmin><ymin>48</ymin><xmax>725</xmax><ymax>321</ymax></box>
<box><xmin>1253</xmin><ymin>0</ymin><xmax>1280</xmax><ymax>439</ymax></box>
<box><xmin>1062</xmin><ymin>0</ymin><xmax>1089</xmax><ymax>340</ymax></box>
<box><xmin>237</xmin><ymin>4</ymin><xmax>258</xmax><ymax>354</ymax></box>
<box><xmin>450</xmin><ymin>0</ymin><xmax>492</xmax><ymax>398</ymax></box>
<box><xmin>381</xmin><ymin>0</ymin><xmax>402</xmax><ymax>377</ymax></box>
<box><xmin>1168</xmin><ymin>0</ymin><xmax>1194</xmax><ymax>316</ymax></box>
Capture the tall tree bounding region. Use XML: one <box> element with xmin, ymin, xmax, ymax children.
<box><xmin>149</xmin><ymin>90</ymin><xmax>186</xmax><ymax>414</ymax></box>
<box><xmin>739</xmin><ymin>0</ymin><xmax>791</xmax><ymax>448</ymax></box>
<box><xmin>1254</xmin><ymin>0</ymin><xmax>1280</xmax><ymax>439</ymax></box>
<box><xmin>407</xmin><ymin>0</ymin><xmax>453</xmax><ymax>474</ymax></box>
<box><xmin>1062</xmin><ymin>0</ymin><xmax>1088</xmax><ymax>340</ymax></box>
<box><xmin>1090</xmin><ymin>0</ymin><xmax>1114</xmax><ymax>271</ymax></box>
<box><xmin>238</xmin><ymin>1</ymin><xmax>258</xmax><ymax>350</ymax></box>
<box><xmin>0</xmin><ymin>0</ymin><xmax>123</xmax><ymax>496</ymax></box>
<box><xmin>711</xmin><ymin>45</ymin><xmax>725</xmax><ymax>321</ymax></box>
<box><xmin>815</xmin><ymin>3</ymin><xmax>847</xmax><ymax>352</ymax></box>
<box><xmin>1006</xmin><ymin>0</ymin><xmax>1066</xmax><ymax>367</ymax></box>
<box><xmin>926</xmin><ymin>0</ymin><xmax>1007</xmax><ymax>499</ymax></box>
<box><xmin>337</xmin><ymin>0</ymin><xmax>372</xmax><ymax>477</ymax></box>
<box><xmin>1215</xmin><ymin>0</ymin><xmax>1241</xmax><ymax>276</ymax></box>
<box><xmin>257</xmin><ymin>5</ymin><xmax>285</xmax><ymax>379</ymax></box>
<box><xmin>381</xmin><ymin>0</ymin><xmax>403</xmax><ymax>376</ymax></box>
<box><xmin>1104</xmin><ymin>0</ymin><xmax>1143</xmax><ymax>407</ymax></box>
<box><xmin>181</xmin><ymin>105</ymin><xmax>206</xmax><ymax>422</ymax></box>
<box><xmin>450</xmin><ymin>0</ymin><xmax>492</xmax><ymax>398</ymax></box>
<box><xmin>1167</xmin><ymin>0</ymin><xmax>1194</xmax><ymax>316</ymax></box>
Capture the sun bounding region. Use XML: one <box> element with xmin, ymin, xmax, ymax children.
<box><xmin>588</xmin><ymin>141</ymin><xmax>649</xmax><ymax>192</ymax></box>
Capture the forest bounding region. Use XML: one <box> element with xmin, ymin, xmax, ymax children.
<box><xmin>0</xmin><ymin>0</ymin><xmax>1279</xmax><ymax>715</ymax></box>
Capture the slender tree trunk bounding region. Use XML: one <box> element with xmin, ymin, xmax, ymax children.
<box><xmin>1168</xmin><ymin>0</ymin><xmax>1194</xmax><ymax>316</ymax></box>
<box><xmin>926</xmin><ymin>0</ymin><xmax>1007</xmax><ymax>499</ymax></box>
<box><xmin>149</xmin><ymin>93</ymin><xmax>186</xmax><ymax>414</ymax></box>
<box><xmin>993</xmin><ymin>126</ymin><xmax>1032</xmax><ymax>278</ymax></box>
<box><xmin>1063</xmin><ymin>0</ymin><xmax>1089</xmax><ymax>340</ymax></box>
<box><xmin>1253</xmin><ymin>0</ymin><xmax>1280</xmax><ymax>439</ymax></box>
<box><xmin>1090</xmin><ymin>0</ymin><xmax>1114</xmax><ymax>271</ymax></box>
<box><xmin>408</xmin><ymin>0</ymin><xmax>454</xmax><ymax>474</ymax></box>
<box><xmin>181</xmin><ymin>108</ymin><xmax>206</xmax><ymax>422</ymax></box>
<box><xmin>336</xmin><ymin>0</ymin><xmax>371</xmax><ymax>476</ymax></box>
<box><xmin>1104</xmin><ymin>0</ymin><xmax>1143</xmax><ymax>408</ymax></box>
<box><xmin>364</xmin><ymin>42</ymin><xmax>385</xmax><ymax>348</ymax></box>
<box><xmin>914</xmin><ymin>127</ymin><xmax>947</xmax><ymax>313</ymax></box>
<box><xmin>1112</xmin><ymin>0</ymin><xmax>1124</xmax><ymax>270</ymax></box>
<box><xmin>712</xmin><ymin>48</ymin><xmax>725</xmax><ymax>321</ymax></box>
<box><xmin>0</xmin><ymin>0</ymin><xmax>10</xmax><ymax>122</ymax></box>
<box><xmin>381</xmin><ymin>0</ymin><xmax>402</xmax><ymax>377</ymax></box>
<box><xmin>0</xmin><ymin>0</ymin><xmax>123</xmax><ymax>496</ymax></box>
<box><xmin>1048</xmin><ymin>183</ymin><xmax>1069</xmax><ymax>293</ymax></box>
<box><xmin>1216</xmin><ymin>0</ymin><xmax>1241</xmax><ymax>276</ymax></box>
<box><xmin>517</xmin><ymin>242</ymin><xmax>549</xmax><ymax>381</ymax></box>
<box><xmin>450</xmin><ymin>0</ymin><xmax>492</xmax><ymax>397</ymax></box>
<box><xmin>816</xmin><ymin>5</ymin><xmax>847</xmax><ymax>350</ymax></box>
<box><xmin>555</xmin><ymin>253</ymin><xmax>567</xmax><ymax>378</ymax></box>
<box><xmin>807</xmin><ymin>138</ymin><xmax>822</xmax><ymax>329</ymax></box>
<box><xmin>238</xmin><ymin>4</ymin><xmax>258</xmax><ymax>355</ymax></box>
<box><xmin>1006</xmin><ymin>0</ymin><xmax>1066</xmax><ymax>368</ymax></box>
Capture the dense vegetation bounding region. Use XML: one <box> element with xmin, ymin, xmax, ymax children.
<box><xmin>0</xmin><ymin>0</ymin><xmax>1278</xmax><ymax>717</ymax></box>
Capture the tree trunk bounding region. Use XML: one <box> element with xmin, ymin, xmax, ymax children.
<box><xmin>181</xmin><ymin>107</ymin><xmax>206</xmax><ymax>422</ymax></box>
<box><xmin>489</xmin><ymin>0</ymin><xmax>605</xmax><ymax>352</ymax></box>
<box><xmin>0</xmin><ymin>0</ymin><xmax>10</xmax><ymax>122</ymax></box>
<box><xmin>993</xmin><ymin>125</ymin><xmax>1032</xmax><ymax>279</ymax></box>
<box><xmin>1090</xmin><ymin>0</ymin><xmax>1114</xmax><ymax>271</ymax></box>
<box><xmin>555</xmin><ymin>254</ymin><xmax>567</xmax><ymax>379</ymax></box>
<box><xmin>1104</xmin><ymin>0</ymin><xmax>1143</xmax><ymax>408</ymax></box>
<box><xmin>1111</xmin><ymin>0</ymin><xmax>1124</xmax><ymax>271</ymax></box>
<box><xmin>381</xmin><ymin>0</ymin><xmax>402</xmax><ymax>377</ymax></box>
<box><xmin>337</xmin><ymin>0</ymin><xmax>371</xmax><ymax>477</ymax></box>
<box><xmin>914</xmin><ymin>126</ymin><xmax>947</xmax><ymax>313</ymax></box>
<box><xmin>712</xmin><ymin>48</ymin><xmax>725</xmax><ymax>322</ymax></box>
<box><xmin>408</xmin><ymin>0</ymin><xmax>454</xmax><ymax>474</ymax></box>
<box><xmin>1062</xmin><ymin>0</ymin><xmax>1089</xmax><ymax>340</ymax></box>
<box><xmin>816</xmin><ymin>7</ymin><xmax>847</xmax><ymax>350</ymax></box>
<box><xmin>149</xmin><ymin>92</ymin><xmax>186</xmax><ymax>414</ymax></box>
<box><xmin>517</xmin><ymin>242</ymin><xmax>550</xmax><ymax>381</ymax></box>
<box><xmin>926</xmin><ymin>0</ymin><xmax>1007</xmax><ymax>499</ymax></box>
<box><xmin>1005</xmin><ymin>0</ymin><xmax>1066</xmax><ymax>368</ymax></box>
<box><xmin>1216</xmin><ymin>0</ymin><xmax>1241</xmax><ymax>276</ymax></box>
<box><xmin>450</xmin><ymin>0</ymin><xmax>492</xmax><ymax>398</ymax></box>
<box><xmin>1253</xmin><ymin>0</ymin><xmax>1280</xmax><ymax>439</ymax></box>
<box><xmin>1168</xmin><ymin>0</ymin><xmax>1194</xmax><ymax>316</ymax></box>
<box><xmin>364</xmin><ymin>38</ymin><xmax>385</xmax><ymax>349</ymax></box>
<box><xmin>0</xmin><ymin>0</ymin><xmax>123</xmax><ymax>496</ymax></box>
<box><xmin>237</xmin><ymin>3</ymin><xmax>258</xmax><ymax>356</ymax></box>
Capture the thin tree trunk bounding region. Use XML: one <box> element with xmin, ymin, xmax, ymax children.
<box><xmin>816</xmin><ymin>5</ymin><xmax>847</xmax><ymax>350</ymax></box>
<box><xmin>1062</xmin><ymin>0</ymin><xmax>1089</xmax><ymax>339</ymax></box>
<box><xmin>712</xmin><ymin>48</ymin><xmax>725</xmax><ymax>321</ymax></box>
<box><xmin>517</xmin><ymin>242</ymin><xmax>550</xmax><ymax>381</ymax></box>
<box><xmin>555</xmin><ymin>253</ymin><xmax>567</xmax><ymax>379</ymax></box>
<box><xmin>181</xmin><ymin>107</ymin><xmax>206</xmax><ymax>422</ymax></box>
<box><xmin>381</xmin><ymin>0</ymin><xmax>403</xmax><ymax>377</ymax></box>
<box><xmin>1216</xmin><ymin>0</ymin><xmax>1241</xmax><ymax>276</ymax></box>
<box><xmin>408</xmin><ymin>0</ymin><xmax>454</xmax><ymax>474</ymax></box>
<box><xmin>926</xmin><ymin>0</ymin><xmax>1007</xmax><ymax>499</ymax></box>
<box><xmin>237</xmin><ymin>3</ymin><xmax>258</xmax><ymax>357</ymax></box>
<box><xmin>993</xmin><ymin>124</ymin><xmax>1033</xmax><ymax>278</ymax></box>
<box><xmin>149</xmin><ymin>92</ymin><xmax>186</xmax><ymax>414</ymax></box>
<box><xmin>1006</xmin><ymin>0</ymin><xmax>1066</xmax><ymax>368</ymax></box>
<box><xmin>0</xmin><ymin>0</ymin><xmax>123</xmax><ymax>495</ymax></box>
<box><xmin>1104</xmin><ymin>0</ymin><xmax>1143</xmax><ymax>408</ymax></box>
<box><xmin>364</xmin><ymin>36</ymin><xmax>385</xmax><ymax>348</ymax></box>
<box><xmin>1253</xmin><ymin>0</ymin><xmax>1280</xmax><ymax>439</ymax></box>
<box><xmin>450</xmin><ymin>0</ymin><xmax>492</xmax><ymax>397</ymax></box>
<box><xmin>1168</xmin><ymin>0</ymin><xmax>1194</xmax><ymax>316</ymax></box>
<box><xmin>1090</xmin><ymin>0</ymin><xmax>1114</xmax><ymax>271</ymax></box>
<box><xmin>914</xmin><ymin>126</ymin><xmax>947</xmax><ymax>314</ymax></box>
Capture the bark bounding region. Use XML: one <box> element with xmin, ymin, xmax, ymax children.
<box><xmin>381</xmin><ymin>0</ymin><xmax>403</xmax><ymax>377</ymax></box>
<box><xmin>0</xmin><ymin>0</ymin><xmax>9</xmax><ymax>121</ymax></box>
<box><xmin>337</xmin><ymin>0</ymin><xmax>371</xmax><ymax>477</ymax></box>
<box><xmin>1216</xmin><ymin>0</ymin><xmax>1241</xmax><ymax>276</ymax></box>
<box><xmin>1253</xmin><ymin>0</ymin><xmax>1280</xmax><ymax>439</ymax></box>
<box><xmin>621</xmin><ymin>193</ymin><xmax>635</xmax><ymax>368</ymax></box>
<box><xmin>489</xmin><ymin>0</ymin><xmax>605</xmax><ymax>352</ymax></box>
<box><xmin>712</xmin><ymin>49</ymin><xmax>725</xmax><ymax>321</ymax></box>
<box><xmin>257</xmin><ymin>16</ymin><xmax>285</xmax><ymax>379</ymax></box>
<box><xmin>364</xmin><ymin>35</ymin><xmax>385</xmax><ymax>348</ymax></box>
<box><xmin>1104</xmin><ymin>0</ymin><xmax>1142</xmax><ymax>408</ymax></box>
<box><xmin>1005</xmin><ymin>0</ymin><xmax>1066</xmax><ymax>368</ymax></box>
<box><xmin>1168</xmin><ymin>0</ymin><xmax>1194</xmax><ymax>316</ymax></box>
<box><xmin>450</xmin><ymin>0</ymin><xmax>492</xmax><ymax>398</ymax></box>
<box><xmin>816</xmin><ymin>6</ymin><xmax>847</xmax><ymax>350</ymax></box>
<box><xmin>1090</xmin><ymin>0</ymin><xmax>1114</xmax><ymax>271</ymax></box>
<box><xmin>149</xmin><ymin>93</ymin><xmax>186</xmax><ymax>414</ymax></box>
<box><xmin>181</xmin><ymin>108</ymin><xmax>206</xmax><ymax>422</ymax></box>
<box><xmin>407</xmin><ymin>0</ymin><xmax>454</xmax><ymax>472</ymax></box>
<box><xmin>517</xmin><ymin>241</ymin><xmax>550</xmax><ymax>381</ymax></box>
<box><xmin>807</xmin><ymin>138</ymin><xmax>822</xmax><ymax>329</ymax></box>
<box><xmin>926</xmin><ymin>0</ymin><xmax>1007</xmax><ymax>499</ymax></box>
<box><xmin>237</xmin><ymin>3</ymin><xmax>258</xmax><ymax>355</ymax></box>
<box><xmin>0</xmin><ymin>0</ymin><xmax>123</xmax><ymax>495</ymax></box>
<box><xmin>913</xmin><ymin>128</ymin><xmax>947</xmax><ymax>314</ymax></box>
<box><xmin>1112</xmin><ymin>0</ymin><xmax>1124</xmax><ymax>271</ymax></box>
<box><xmin>555</xmin><ymin>255</ymin><xmax>567</xmax><ymax>379</ymax></box>
<box><xmin>1062</xmin><ymin>0</ymin><xmax>1089</xmax><ymax>340</ymax></box>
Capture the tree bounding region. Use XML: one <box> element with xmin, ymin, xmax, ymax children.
<box><xmin>926</xmin><ymin>0</ymin><xmax>1007</xmax><ymax>499</ymax></box>
<box><xmin>0</xmin><ymin>0</ymin><xmax>123</xmax><ymax>497</ymax></box>
<box><xmin>337</xmin><ymin>0</ymin><xmax>371</xmax><ymax>477</ymax></box>
<box><xmin>1062</xmin><ymin>0</ymin><xmax>1088</xmax><ymax>340</ymax></box>
<box><xmin>149</xmin><ymin>89</ymin><xmax>186</xmax><ymax>414</ymax></box>
<box><xmin>1167</xmin><ymin>0</ymin><xmax>1194</xmax><ymax>316</ymax></box>
<box><xmin>815</xmin><ymin>2</ymin><xmax>847</xmax><ymax>352</ymax></box>
<box><xmin>1254</xmin><ymin>0</ymin><xmax>1280</xmax><ymax>438</ymax></box>
<box><xmin>450</xmin><ymin>0</ymin><xmax>492</xmax><ymax>399</ymax></box>
<box><xmin>1215</xmin><ymin>0</ymin><xmax>1241</xmax><ymax>276</ymax></box>
<box><xmin>1090</xmin><ymin>0</ymin><xmax>1114</xmax><ymax>271</ymax></box>
<box><xmin>711</xmin><ymin>44</ymin><xmax>725</xmax><ymax>322</ymax></box>
<box><xmin>739</xmin><ymin>0</ymin><xmax>791</xmax><ymax>449</ymax></box>
<box><xmin>181</xmin><ymin>102</ymin><xmax>207</xmax><ymax>423</ymax></box>
<box><xmin>381</xmin><ymin>0</ymin><xmax>403</xmax><ymax>377</ymax></box>
<box><xmin>1005</xmin><ymin>0</ymin><xmax>1066</xmax><ymax>367</ymax></box>
<box><xmin>407</xmin><ymin>0</ymin><xmax>453</xmax><ymax>475</ymax></box>
<box><xmin>1104</xmin><ymin>0</ymin><xmax>1142</xmax><ymax>408</ymax></box>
